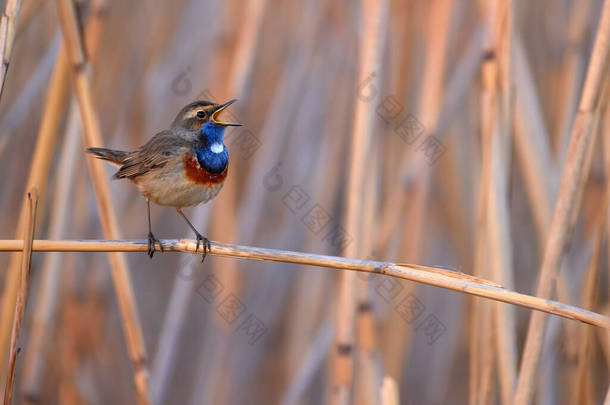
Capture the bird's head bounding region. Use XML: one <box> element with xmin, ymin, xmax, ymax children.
<box><xmin>172</xmin><ymin>99</ymin><xmax>241</xmax><ymax>131</ymax></box>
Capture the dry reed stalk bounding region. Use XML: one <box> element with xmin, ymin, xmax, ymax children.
<box><xmin>282</xmin><ymin>66</ymin><xmax>351</xmax><ymax>403</ymax></box>
<box><xmin>470</xmin><ymin>1</ymin><xmax>499</xmax><ymax>402</ymax></box>
<box><xmin>380</xmin><ymin>26</ymin><xmax>483</xmax><ymax>393</ymax></box>
<box><xmin>486</xmin><ymin>1</ymin><xmax>518</xmax><ymax>403</ymax></box>
<box><xmin>513</xmin><ymin>35</ymin><xmax>555</xmax><ymax>241</ymax></box>
<box><xmin>380</xmin><ymin>188</ymin><xmax>418</xmax><ymax>384</ymax></box>
<box><xmin>554</xmin><ymin>0</ymin><xmax>591</xmax><ymax>160</ymax></box>
<box><xmin>488</xmin><ymin>95</ymin><xmax>517</xmax><ymax>404</ymax></box>
<box><xmin>382</xmin><ymin>0</ymin><xmax>452</xmax><ymax>390</ymax></box>
<box><xmin>355</xmin><ymin>137</ymin><xmax>382</xmax><ymax>405</ymax></box>
<box><xmin>513</xmin><ymin>33</ymin><xmax>583</xmax><ymax>369</ymax></box>
<box><xmin>0</xmin><ymin>0</ymin><xmax>22</xmax><ymax>98</ymax></box>
<box><xmin>19</xmin><ymin>102</ymin><xmax>81</xmax><ymax>402</ymax></box>
<box><xmin>572</xmin><ymin>179</ymin><xmax>608</xmax><ymax>405</ymax></box>
<box><xmin>0</xmin><ymin>45</ymin><xmax>70</xmax><ymax>393</ymax></box>
<box><xmin>332</xmin><ymin>0</ymin><xmax>387</xmax><ymax>402</ymax></box>
<box><xmin>1</xmin><ymin>238</ymin><xmax>609</xmax><ymax>328</ymax></box>
<box><xmin>605</xmin><ymin>102</ymin><xmax>610</xmax><ymax>283</ymax></box>
<box><xmin>0</xmin><ymin>31</ymin><xmax>59</xmax><ymax>155</ymax></box>
<box><xmin>401</xmin><ymin>0</ymin><xmax>451</xmax><ymax>263</ymax></box>
<box><xmin>569</xmin><ymin>76</ymin><xmax>610</xmax><ymax>404</ymax></box>
<box><xmin>224</xmin><ymin>0</ymin><xmax>267</xmax><ymax>102</ymax></box>
<box><xmin>236</xmin><ymin>0</ymin><xmax>321</xmax><ymax>244</ymax></box>
<box><xmin>3</xmin><ymin>188</ymin><xmax>37</xmax><ymax>405</ymax></box>
<box><xmin>543</xmin><ymin>95</ymin><xmax>606</xmax><ymax>400</ymax></box>
<box><xmin>514</xmin><ymin>0</ymin><xmax>610</xmax><ymax>403</ymax></box>
<box><xmin>54</xmin><ymin>0</ymin><xmax>150</xmax><ymax>403</ymax></box>
<box><xmin>280</xmin><ymin>322</ymin><xmax>334</xmax><ymax>405</ymax></box>
<box><xmin>376</xmin><ymin>25</ymin><xmax>482</xmax><ymax>252</ymax></box>
<box><xmin>20</xmin><ymin>1</ymin><xmax>107</xmax><ymax>398</ymax></box>
<box><xmin>379</xmin><ymin>376</ymin><xmax>399</xmax><ymax>405</ymax></box>
<box><xmin>15</xmin><ymin>0</ymin><xmax>44</xmax><ymax>31</ymax></box>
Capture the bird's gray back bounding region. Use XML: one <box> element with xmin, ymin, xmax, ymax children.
<box><xmin>114</xmin><ymin>128</ymin><xmax>199</xmax><ymax>179</ymax></box>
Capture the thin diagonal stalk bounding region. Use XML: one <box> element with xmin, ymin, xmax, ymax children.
<box><xmin>0</xmin><ymin>45</ymin><xmax>70</xmax><ymax>392</ymax></box>
<box><xmin>19</xmin><ymin>0</ymin><xmax>107</xmax><ymax>397</ymax></box>
<box><xmin>0</xmin><ymin>238</ymin><xmax>608</xmax><ymax>329</ymax></box>
<box><xmin>15</xmin><ymin>0</ymin><xmax>44</xmax><ymax>32</ymax></box>
<box><xmin>0</xmin><ymin>0</ymin><xmax>22</xmax><ymax>98</ymax></box>
<box><xmin>0</xmin><ymin>31</ymin><xmax>59</xmax><ymax>149</ymax></box>
<box><xmin>514</xmin><ymin>0</ymin><xmax>610</xmax><ymax>403</ymax></box>
<box><xmin>554</xmin><ymin>0</ymin><xmax>592</xmax><ymax>160</ymax></box>
<box><xmin>55</xmin><ymin>0</ymin><xmax>150</xmax><ymax>403</ymax></box>
<box><xmin>19</xmin><ymin>100</ymin><xmax>81</xmax><ymax>401</ymax></box>
<box><xmin>512</xmin><ymin>33</ymin><xmax>582</xmax><ymax>393</ymax></box>
<box><xmin>280</xmin><ymin>322</ymin><xmax>334</xmax><ymax>405</ymax></box>
<box><xmin>3</xmin><ymin>188</ymin><xmax>37</xmax><ymax>405</ymax></box>
<box><xmin>513</xmin><ymin>35</ymin><xmax>556</xmax><ymax>242</ymax></box>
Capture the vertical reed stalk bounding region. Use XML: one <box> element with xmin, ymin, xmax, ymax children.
<box><xmin>383</xmin><ymin>0</ymin><xmax>452</xmax><ymax>389</ymax></box>
<box><xmin>470</xmin><ymin>2</ymin><xmax>500</xmax><ymax>403</ymax></box>
<box><xmin>19</xmin><ymin>1</ymin><xmax>107</xmax><ymax>398</ymax></box>
<box><xmin>55</xmin><ymin>0</ymin><xmax>150</xmax><ymax>403</ymax></box>
<box><xmin>0</xmin><ymin>45</ymin><xmax>70</xmax><ymax>394</ymax></box>
<box><xmin>3</xmin><ymin>188</ymin><xmax>37</xmax><ymax>405</ymax></box>
<box><xmin>355</xmin><ymin>139</ymin><xmax>382</xmax><ymax>405</ymax></box>
<box><xmin>332</xmin><ymin>0</ymin><xmax>387</xmax><ymax>403</ymax></box>
<box><xmin>19</xmin><ymin>102</ymin><xmax>81</xmax><ymax>402</ymax></box>
<box><xmin>487</xmin><ymin>1</ymin><xmax>517</xmax><ymax>403</ymax></box>
<box><xmin>572</xmin><ymin>178</ymin><xmax>608</xmax><ymax>404</ymax></box>
<box><xmin>515</xmin><ymin>0</ymin><xmax>610</xmax><ymax>402</ymax></box>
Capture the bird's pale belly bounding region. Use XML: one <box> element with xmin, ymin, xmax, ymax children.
<box><xmin>133</xmin><ymin>155</ymin><xmax>226</xmax><ymax>207</ymax></box>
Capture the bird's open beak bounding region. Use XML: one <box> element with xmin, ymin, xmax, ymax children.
<box><xmin>211</xmin><ymin>99</ymin><xmax>242</xmax><ymax>126</ymax></box>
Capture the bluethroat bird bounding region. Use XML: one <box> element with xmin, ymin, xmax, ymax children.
<box><xmin>87</xmin><ymin>99</ymin><xmax>241</xmax><ymax>260</ymax></box>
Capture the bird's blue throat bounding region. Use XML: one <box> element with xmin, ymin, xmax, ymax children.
<box><xmin>195</xmin><ymin>122</ymin><xmax>229</xmax><ymax>174</ymax></box>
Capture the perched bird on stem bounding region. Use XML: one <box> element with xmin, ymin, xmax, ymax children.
<box><xmin>87</xmin><ymin>99</ymin><xmax>241</xmax><ymax>260</ymax></box>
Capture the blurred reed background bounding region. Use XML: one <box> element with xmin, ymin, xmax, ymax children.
<box><xmin>0</xmin><ymin>0</ymin><xmax>609</xmax><ymax>404</ymax></box>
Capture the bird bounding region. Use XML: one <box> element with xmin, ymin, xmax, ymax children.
<box><xmin>87</xmin><ymin>99</ymin><xmax>241</xmax><ymax>260</ymax></box>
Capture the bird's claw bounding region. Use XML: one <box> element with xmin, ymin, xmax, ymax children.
<box><xmin>147</xmin><ymin>232</ymin><xmax>163</xmax><ymax>259</ymax></box>
<box><xmin>195</xmin><ymin>233</ymin><xmax>211</xmax><ymax>262</ymax></box>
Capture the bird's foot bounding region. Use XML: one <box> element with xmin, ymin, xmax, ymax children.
<box><xmin>194</xmin><ymin>232</ymin><xmax>211</xmax><ymax>263</ymax></box>
<box><xmin>147</xmin><ymin>232</ymin><xmax>164</xmax><ymax>258</ymax></box>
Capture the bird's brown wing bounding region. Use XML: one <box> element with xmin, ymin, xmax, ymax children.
<box><xmin>114</xmin><ymin>130</ymin><xmax>191</xmax><ymax>179</ymax></box>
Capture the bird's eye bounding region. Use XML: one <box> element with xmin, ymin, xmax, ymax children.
<box><xmin>196</xmin><ymin>110</ymin><xmax>206</xmax><ymax>119</ymax></box>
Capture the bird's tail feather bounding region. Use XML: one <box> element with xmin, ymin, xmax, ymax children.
<box><xmin>86</xmin><ymin>147</ymin><xmax>130</xmax><ymax>165</ymax></box>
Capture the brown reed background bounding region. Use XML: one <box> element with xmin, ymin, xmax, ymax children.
<box><xmin>0</xmin><ymin>0</ymin><xmax>609</xmax><ymax>404</ymax></box>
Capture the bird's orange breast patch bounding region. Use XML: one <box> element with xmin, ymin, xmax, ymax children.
<box><xmin>183</xmin><ymin>155</ymin><xmax>228</xmax><ymax>185</ymax></box>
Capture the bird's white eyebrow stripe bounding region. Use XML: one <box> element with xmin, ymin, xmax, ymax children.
<box><xmin>210</xmin><ymin>142</ymin><xmax>224</xmax><ymax>153</ymax></box>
